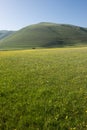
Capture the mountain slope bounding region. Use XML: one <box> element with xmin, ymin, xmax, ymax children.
<box><xmin>0</xmin><ymin>22</ymin><xmax>87</xmax><ymax>50</ymax></box>
<box><xmin>0</xmin><ymin>30</ymin><xmax>14</xmax><ymax>40</ymax></box>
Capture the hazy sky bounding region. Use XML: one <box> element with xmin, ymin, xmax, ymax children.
<box><xmin>0</xmin><ymin>0</ymin><xmax>87</xmax><ymax>30</ymax></box>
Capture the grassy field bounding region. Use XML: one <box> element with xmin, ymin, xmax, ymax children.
<box><xmin>0</xmin><ymin>47</ymin><xmax>87</xmax><ymax>130</ymax></box>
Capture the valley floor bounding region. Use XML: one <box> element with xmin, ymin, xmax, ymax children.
<box><xmin>0</xmin><ymin>47</ymin><xmax>87</xmax><ymax>130</ymax></box>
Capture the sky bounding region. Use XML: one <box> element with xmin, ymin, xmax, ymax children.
<box><xmin>0</xmin><ymin>0</ymin><xmax>87</xmax><ymax>30</ymax></box>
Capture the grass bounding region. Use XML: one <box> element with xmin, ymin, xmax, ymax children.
<box><xmin>0</xmin><ymin>47</ymin><xmax>87</xmax><ymax>130</ymax></box>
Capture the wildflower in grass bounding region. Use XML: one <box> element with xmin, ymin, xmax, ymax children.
<box><xmin>55</xmin><ymin>114</ymin><xmax>59</xmax><ymax>120</ymax></box>
<box><xmin>46</xmin><ymin>80</ymin><xmax>49</xmax><ymax>83</ymax></box>
<box><xmin>65</xmin><ymin>115</ymin><xmax>68</xmax><ymax>119</ymax></box>
<box><xmin>48</xmin><ymin>100</ymin><xmax>52</xmax><ymax>104</ymax></box>
<box><xmin>70</xmin><ymin>127</ymin><xmax>76</xmax><ymax>130</ymax></box>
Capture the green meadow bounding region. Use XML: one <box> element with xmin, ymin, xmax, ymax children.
<box><xmin>0</xmin><ymin>48</ymin><xmax>87</xmax><ymax>130</ymax></box>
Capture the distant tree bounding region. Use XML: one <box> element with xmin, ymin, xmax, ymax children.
<box><xmin>32</xmin><ymin>47</ymin><xmax>36</xmax><ymax>49</ymax></box>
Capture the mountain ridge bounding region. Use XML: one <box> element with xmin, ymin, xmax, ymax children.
<box><xmin>0</xmin><ymin>30</ymin><xmax>15</xmax><ymax>40</ymax></box>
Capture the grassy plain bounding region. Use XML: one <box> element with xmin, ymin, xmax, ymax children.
<box><xmin>0</xmin><ymin>47</ymin><xmax>87</xmax><ymax>130</ymax></box>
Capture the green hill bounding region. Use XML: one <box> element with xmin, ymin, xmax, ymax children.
<box><xmin>0</xmin><ymin>22</ymin><xmax>87</xmax><ymax>50</ymax></box>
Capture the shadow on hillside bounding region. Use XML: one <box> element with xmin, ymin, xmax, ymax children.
<box><xmin>42</xmin><ymin>40</ymin><xmax>72</xmax><ymax>48</ymax></box>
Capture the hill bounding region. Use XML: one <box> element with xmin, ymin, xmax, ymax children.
<box><xmin>0</xmin><ymin>30</ymin><xmax>14</xmax><ymax>40</ymax></box>
<box><xmin>0</xmin><ymin>22</ymin><xmax>87</xmax><ymax>50</ymax></box>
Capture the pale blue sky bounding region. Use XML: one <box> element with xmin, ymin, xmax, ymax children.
<box><xmin>0</xmin><ymin>0</ymin><xmax>87</xmax><ymax>30</ymax></box>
